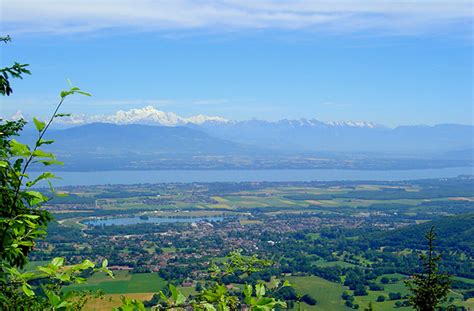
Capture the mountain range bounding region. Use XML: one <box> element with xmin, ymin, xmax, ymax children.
<box><xmin>13</xmin><ymin>106</ymin><xmax>473</xmax><ymax>170</ymax></box>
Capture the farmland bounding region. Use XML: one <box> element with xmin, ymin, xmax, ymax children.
<box><xmin>65</xmin><ymin>271</ymin><xmax>166</xmax><ymax>294</ymax></box>
<box><xmin>27</xmin><ymin>176</ymin><xmax>474</xmax><ymax>309</ymax></box>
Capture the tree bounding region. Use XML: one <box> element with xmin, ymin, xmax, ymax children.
<box><xmin>404</xmin><ymin>226</ymin><xmax>451</xmax><ymax>311</ymax></box>
<box><xmin>301</xmin><ymin>294</ymin><xmax>317</xmax><ymax>306</ymax></box>
<box><xmin>388</xmin><ymin>292</ymin><xmax>402</xmax><ymax>300</ymax></box>
<box><xmin>0</xmin><ymin>35</ymin><xmax>112</xmax><ymax>310</ymax></box>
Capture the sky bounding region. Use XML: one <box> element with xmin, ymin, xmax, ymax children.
<box><xmin>0</xmin><ymin>0</ymin><xmax>473</xmax><ymax>127</ymax></box>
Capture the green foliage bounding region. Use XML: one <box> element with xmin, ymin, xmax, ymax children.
<box><xmin>2</xmin><ymin>257</ymin><xmax>112</xmax><ymax>310</ymax></box>
<box><xmin>0</xmin><ymin>80</ymin><xmax>113</xmax><ymax>307</ymax></box>
<box><xmin>148</xmin><ymin>252</ymin><xmax>288</xmax><ymax>311</ymax></box>
<box><xmin>0</xmin><ymin>37</ymin><xmax>115</xmax><ymax>309</ymax></box>
<box><xmin>0</xmin><ymin>36</ymin><xmax>30</xmax><ymax>96</ymax></box>
<box><xmin>0</xmin><ymin>80</ymin><xmax>90</xmax><ymax>269</ymax></box>
<box><xmin>404</xmin><ymin>227</ymin><xmax>451</xmax><ymax>311</ymax></box>
<box><xmin>243</xmin><ymin>283</ymin><xmax>287</xmax><ymax>311</ymax></box>
<box><xmin>114</xmin><ymin>296</ymin><xmax>146</xmax><ymax>311</ymax></box>
<box><xmin>209</xmin><ymin>250</ymin><xmax>273</xmax><ymax>278</ymax></box>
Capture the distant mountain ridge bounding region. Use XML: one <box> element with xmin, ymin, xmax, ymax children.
<box><xmin>195</xmin><ymin>120</ymin><xmax>473</xmax><ymax>153</ymax></box>
<box><xmin>44</xmin><ymin>123</ymin><xmax>247</xmax><ymax>155</ymax></box>
<box><xmin>13</xmin><ymin>106</ymin><xmax>474</xmax><ymax>157</ymax></box>
<box><xmin>52</xmin><ymin>106</ymin><xmax>229</xmax><ymax>126</ymax></box>
<box><xmin>49</xmin><ymin>106</ymin><xmax>384</xmax><ymax>129</ymax></box>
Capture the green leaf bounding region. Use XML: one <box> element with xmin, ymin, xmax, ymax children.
<box><xmin>176</xmin><ymin>292</ymin><xmax>186</xmax><ymax>306</ymax></box>
<box><xmin>60</xmin><ymin>80</ymin><xmax>91</xmax><ymax>99</ymax></box>
<box><xmin>102</xmin><ymin>259</ymin><xmax>108</xmax><ymax>268</ymax></box>
<box><xmin>76</xmin><ymin>259</ymin><xmax>95</xmax><ymax>270</ymax></box>
<box><xmin>38</xmin><ymin>138</ymin><xmax>54</xmax><ymax>146</ymax></box>
<box><xmin>51</xmin><ymin>257</ymin><xmax>65</xmax><ymax>267</ymax></box>
<box><xmin>58</xmin><ymin>274</ymin><xmax>71</xmax><ymax>282</ymax></box>
<box><xmin>23</xmin><ymin>214</ymin><xmax>40</xmax><ymax>219</ymax></box>
<box><xmin>255</xmin><ymin>297</ymin><xmax>273</xmax><ymax>306</ymax></box>
<box><xmin>18</xmin><ymin>240</ymin><xmax>34</xmax><ymax>247</ymax></box>
<box><xmin>60</xmin><ymin>90</ymin><xmax>72</xmax><ymax>99</ymax></box>
<box><xmin>255</xmin><ymin>283</ymin><xmax>265</xmax><ymax>298</ymax></box>
<box><xmin>26</xmin><ymin>172</ymin><xmax>56</xmax><ymax>187</ymax></box>
<box><xmin>201</xmin><ymin>302</ymin><xmax>217</xmax><ymax>311</ymax></box>
<box><xmin>33</xmin><ymin>117</ymin><xmax>46</xmax><ymax>132</ymax></box>
<box><xmin>244</xmin><ymin>284</ymin><xmax>253</xmax><ymax>304</ymax></box>
<box><xmin>38</xmin><ymin>266</ymin><xmax>55</xmax><ymax>275</ymax></box>
<box><xmin>32</xmin><ymin>149</ymin><xmax>55</xmax><ymax>158</ymax></box>
<box><xmin>169</xmin><ymin>284</ymin><xmax>178</xmax><ymax>301</ymax></box>
<box><xmin>159</xmin><ymin>291</ymin><xmax>168</xmax><ymax>302</ymax></box>
<box><xmin>22</xmin><ymin>284</ymin><xmax>35</xmax><ymax>297</ymax></box>
<box><xmin>45</xmin><ymin>289</ymin><xmax>61</xmax><ymax>306</ymax></box>
<box><xmin>38</xmin><ymin>159</ymin><xmax>64</xmax><ymax>166</ymax></box>
<box><xmin>75</xmin><ymin>90</ymin><xmax>91</xmax><ymax>97</ymax></box>
<box><xmin>10</xmin><ymin>139</ymin><xmax>30</xmax><ymax>157</ymax></box>
<box><xmin>24</xmin><ymin>190</ymin><xmax>49</xmax><ymax>205</ymax></box>
<box><xmin>0</xmin><ymin>160</ymin><xmax>8</xmax><ymax>168</ymax></box>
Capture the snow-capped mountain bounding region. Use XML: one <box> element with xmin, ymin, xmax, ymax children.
<box><xmin>47</xmin><ymin>106</ymin><xmax>383</xmax><ymax>129</ymax></box>
<box><xmin>266</xmin><ymin>118</ymin><xmax>383</xmax><ymax>129</ymax></box>
<box><xmin>54</xmin><ymin>106</ymin><xmax>229</xmax><ymax>126</ymax></box>
<box><xmin>6</xmin><ymin>106</ymin><xmax>472</xmax><ymax>153</ymax></box>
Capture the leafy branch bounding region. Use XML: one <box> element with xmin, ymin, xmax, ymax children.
<box><xmin>0</xmin><ymin>35</ymin><xmax>30</xmax><ymax>96</ymax></box>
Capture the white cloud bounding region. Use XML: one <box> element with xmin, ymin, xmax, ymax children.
<box><xmin>2</xmin><ymin>0</ymin><xmax>472</xmax><ymax>35</ymax></box>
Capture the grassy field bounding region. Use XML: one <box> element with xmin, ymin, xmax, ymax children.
<box><xmin>83</xmin><ymin>292</ymin><xmax>155</xmax><ymax>310</ymax></box>
<box><xmin>286</xmin><ymin>273</ymin><xmax>472</xmax><ymax>311</ymax></box>
<box><xmin>286</xmin><ymin>276</ymin><xmax>347</xmax><ymax>311</ymax></box>
<box><xmin>66</xmin><ymin>271</ymin><xmax>166</xmax><ymax>294</ymax></box>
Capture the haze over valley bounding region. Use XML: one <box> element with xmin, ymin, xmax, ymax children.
<box><xmin>15</xmin><ymin>106</ymin><xmax>472</xmax><ymax>171</ymax></box>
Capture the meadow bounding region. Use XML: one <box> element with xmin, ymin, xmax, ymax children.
<box><xmin>65</xmin><ymin>271</ymin><xmax>166</xmax><ymax>294</ymax></box>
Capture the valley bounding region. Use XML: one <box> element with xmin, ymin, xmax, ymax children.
<box><xmin>28</xmin><ymin>176</ymin><xmax>474</xmax><ymax>310</ymax></box>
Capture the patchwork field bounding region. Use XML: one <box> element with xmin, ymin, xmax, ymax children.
<box><xmin>66</xmin><ymin>271</ymin><xmax>167</xmax><ymax>294</ymax></box>
<box><xmin>36</xmin><ymin>178</ymin><xmax>473</xmax><ymax>309</ymax></box>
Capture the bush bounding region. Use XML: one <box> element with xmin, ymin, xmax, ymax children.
<box><xmin>301</xmin><ymin>294</ymin><xmax>317</xmax><ymax>306</ymax></box>
<box><xmin>353</xmin><ymin>285</ymin><xmax>368</xmax><ymax>296</ymax></box>
<box><xmin>389</xmin><ymin>292</ymin><xmax>402</xmax><ymax>300</ymax></box>
<box><xmin>369</xmin><ymin>283</ymin><xmax>384</xmax><ymax>291</ymax></box>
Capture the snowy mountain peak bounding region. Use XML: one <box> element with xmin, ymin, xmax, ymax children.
<box><xmin>56</xmin><ymin>106</ymin><xmax>229</xmax><ymax>126</ymax></box>
<box><xmin>6</xmin><ymin>106</ymin><xmax>383</xmax><ymax>129</ymax></box>
<box><xmin>323</xmin><ymin>120</ymin><xmax>382</xmax><ymax>128</ymax></box>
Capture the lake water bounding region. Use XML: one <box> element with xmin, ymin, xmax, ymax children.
<box><xmin>85</xmin><ymin>216</ymin><xmax>224</xmax><ymax>226</ymax></box>
<box><xmin>43</xmin><ymin>167</ymin><xmax>473</xmax><ymax>186</ymax></box>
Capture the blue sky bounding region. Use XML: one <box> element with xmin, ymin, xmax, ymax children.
<box><xmin>1</xmin><ymin>1</ymin><xmax>472</xmax><ymax>126</ymax></box>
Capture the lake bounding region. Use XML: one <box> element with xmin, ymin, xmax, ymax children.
<box><xmin>40</xmin><ymin>167</ymin><xmax>473</xmax><ymax>187</ymax></box>
<box><xmin>84</xmin><ymin>216</ymin><xmax>224</xmax><ymax>226</ymax></box>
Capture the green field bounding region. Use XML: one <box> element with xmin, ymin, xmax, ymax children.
<box><xmin>286</xmin><ymin>276</ymin><xmax>347</xmax><ymax>311</ymax></box>
<box><xmin>286</xmin><ymin>274</ymin><xmax>473</xmax><ymax>310</ymax></box>
<box><xmin>66</xmin><ymin>271</ymin><xmax>167</xmax><ymax>294</ymax></box>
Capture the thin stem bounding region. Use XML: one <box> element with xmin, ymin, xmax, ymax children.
<box><xmin>11</xmin><ymin>97</ymin><xmax>65</xmax><ymax>211</ymax></box>
<box><xmin>0</xmin><ymin>97</ymin><xmax>65</xmax><ymax>259</ymax></box>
